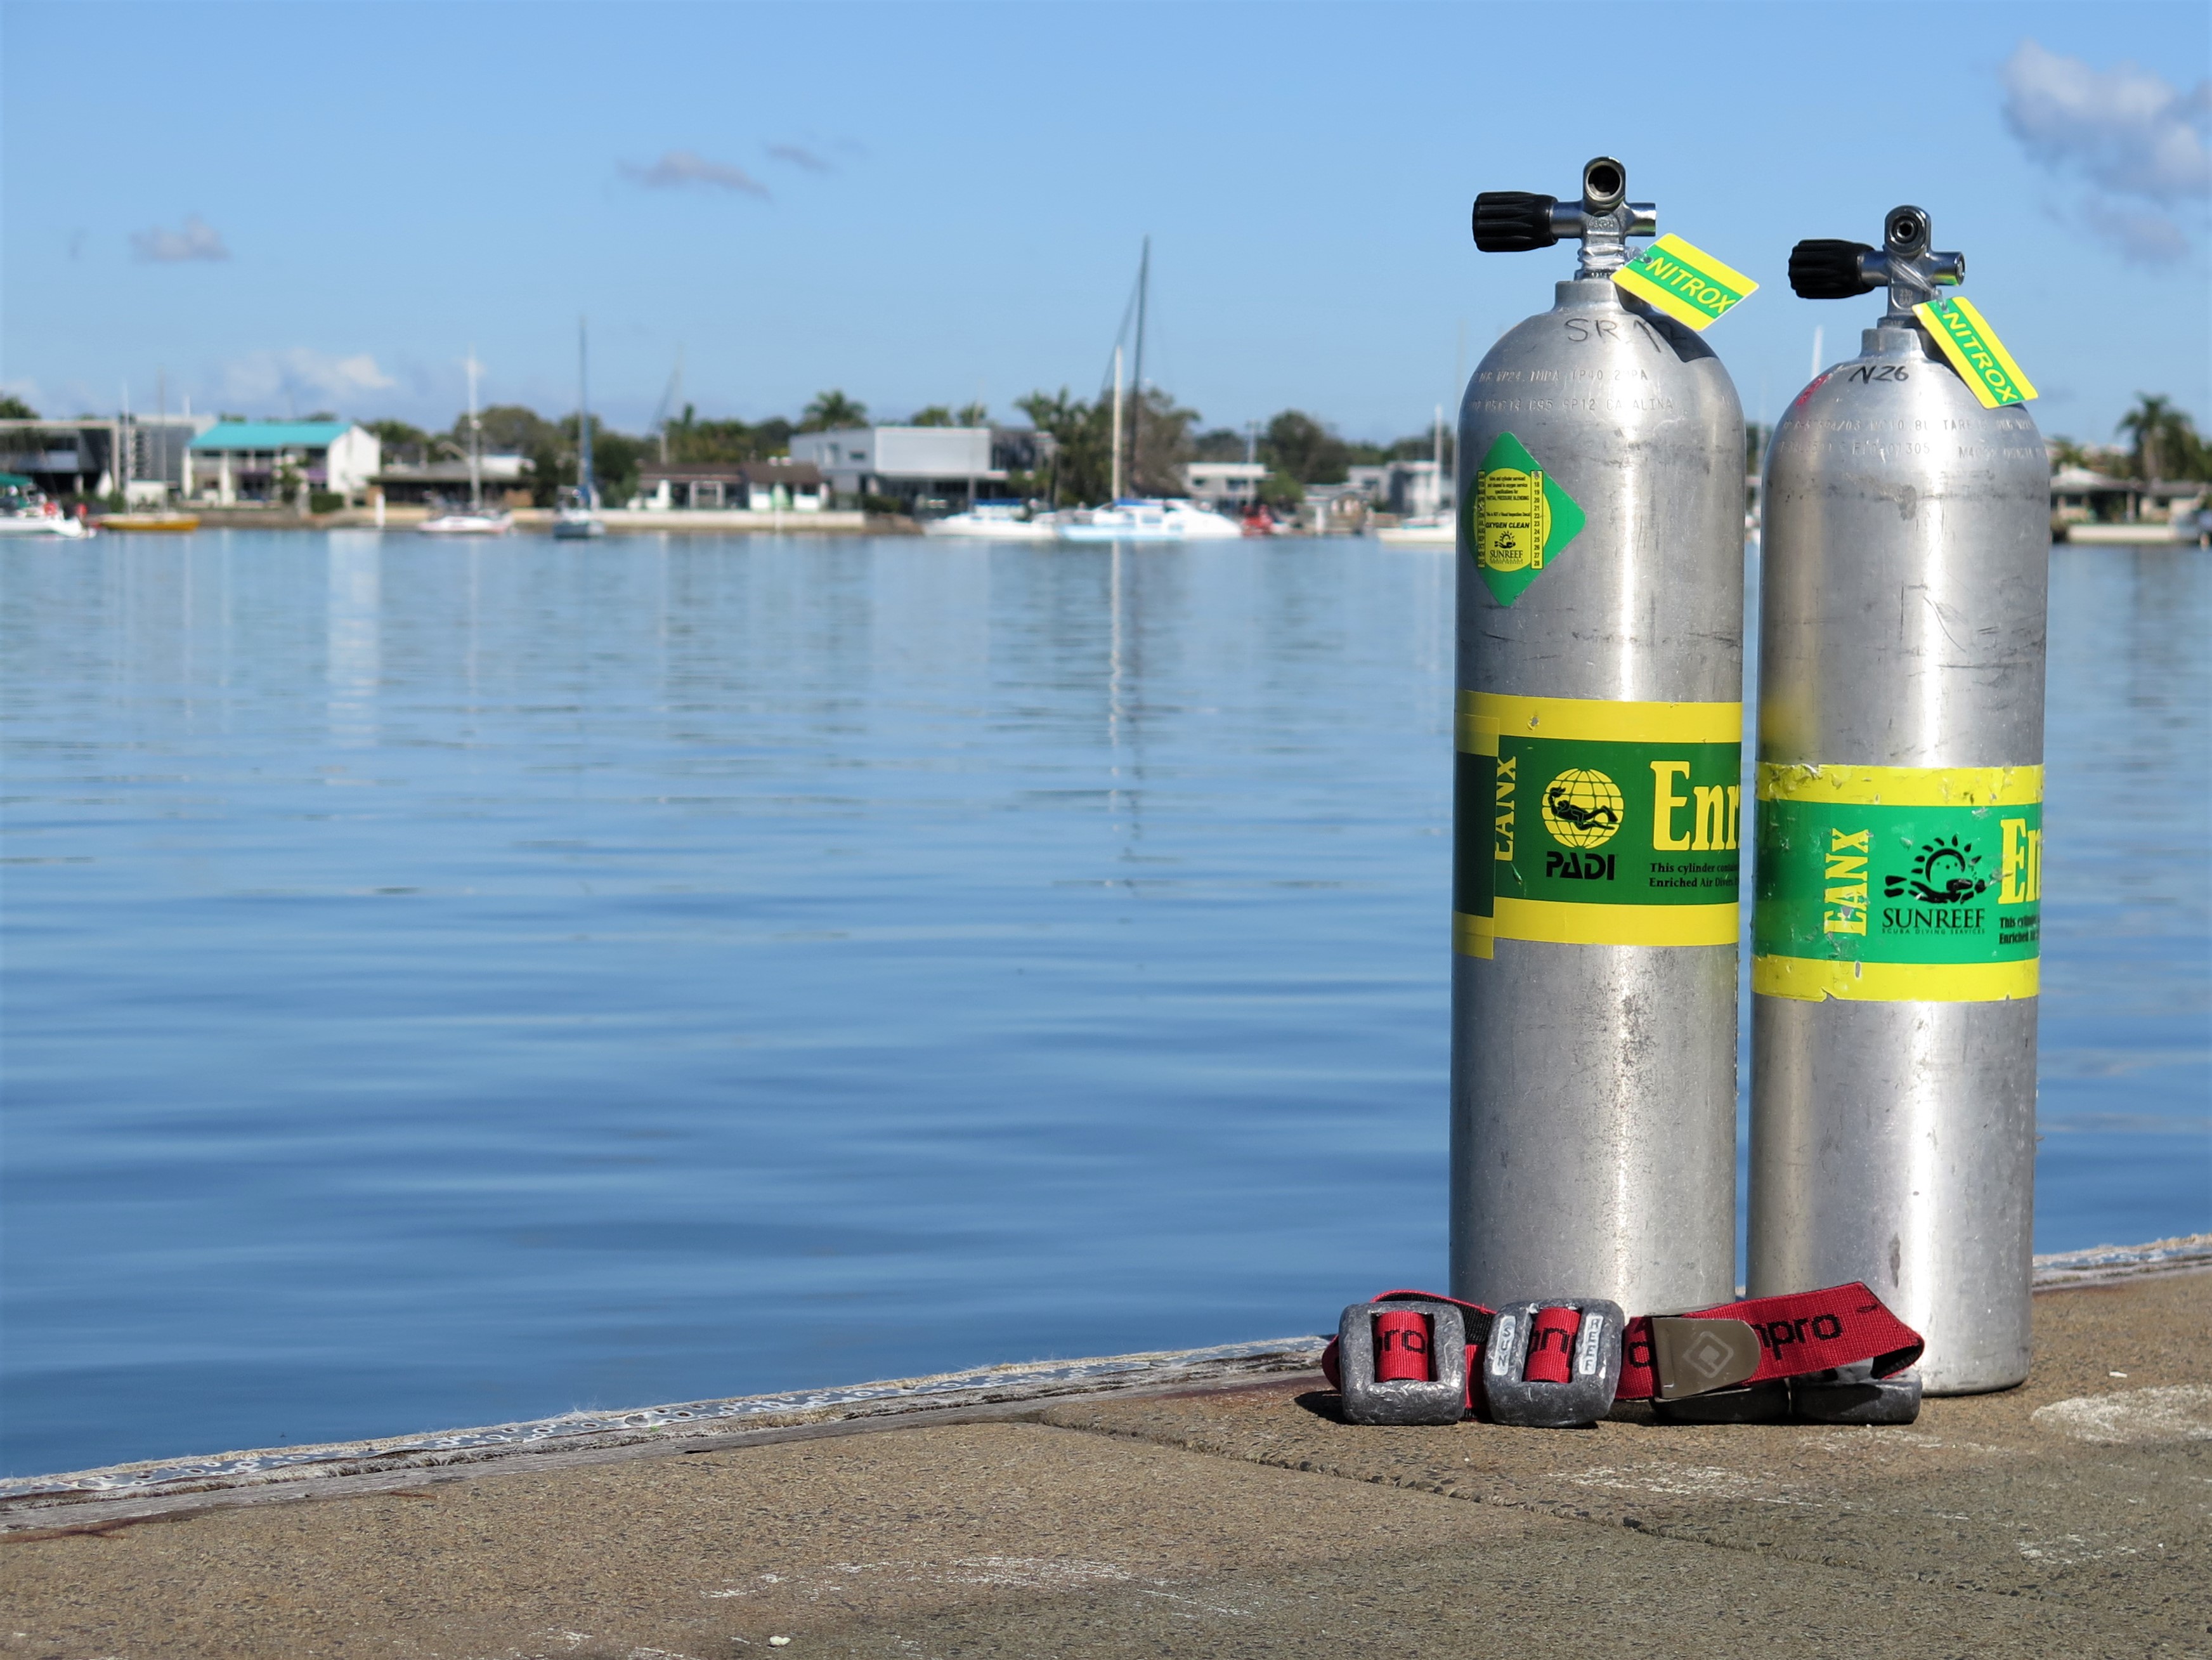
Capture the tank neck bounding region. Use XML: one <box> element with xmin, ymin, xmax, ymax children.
<box><xmin>1862</xmin><ymin>324</ymin><xmax>1927</xmax><ymax>357</ymax></box>
<box><xmin>1556</xmin><ymin>278</ymin><xmax>1622</xmax><ymax>308</ymax></box>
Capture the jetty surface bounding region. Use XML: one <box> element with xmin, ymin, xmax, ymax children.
<box><xmin>4</xmin><ymin>1257</ymin><xmax>2205</xmax><ymax>1657</ymax></box>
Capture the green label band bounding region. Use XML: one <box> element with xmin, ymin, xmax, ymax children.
<box><xmin>1752</xmin><ymin>763</ymin><xmax>2042</xmax><ymax>1002</ymax></box>
<box><xmin>1455</xmin><ymin>694</ymin><xmax>1741</xmax><ymax>953</ymax></box>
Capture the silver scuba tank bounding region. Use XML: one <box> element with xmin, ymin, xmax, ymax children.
<box><xmin>1451</xmin><ymin>157</ymin><xmax>1745</xmax><ymax>1316</ymax></box>
<box><xmin>1748</xmin><ymin>207</ymin><xmax>2048</xmax><ymax>1393</ymax></box>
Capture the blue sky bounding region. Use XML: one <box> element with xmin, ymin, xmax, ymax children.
<box><xmin>4</xmin><ymin>1</ymin><xmax>2206</xmax><ymax>446</ymax></box>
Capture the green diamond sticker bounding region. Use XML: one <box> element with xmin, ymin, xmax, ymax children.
<box><xmin>1461</xmin><ymin>432</ymin><xmax>1585</xmax><ymax>606</ymax></box>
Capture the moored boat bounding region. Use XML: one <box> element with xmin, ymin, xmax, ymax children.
<box><xmin>0</xmin><ymin>478</ymin><xmax>89</xmax><ymax>537</ymax></box>
<box><xmin>551</xmin><ymin>320</ymin><xmax>606</xmax><ymax>540</ymax></box>
<box><xmin>1376</xmin><ymin>513</ymin><xmax>1454</xmax><ymax>546</ymax></box>
<box><xmin>1057</xmin><ymin>499</ymin><xmax>1242</xmax><ymax>542</ymax></box>
<box><xmin>94</xmin><ymin>511</ymin><xmax>200</xmax><ymax>533</ymax></box>
<box><xmin>423</xmin><ymin>347</ymin><xmax>512</xmax><ymax>535</ymax></box>
<box><xmin>921</xmin><ymin>502</ymin><xmax>1057</xmax><ymax>540</ymax></box>
<box><xmin>421</xmin><ymin>507</ymin><xmax>514</xmax><ymax>536</ymax></box>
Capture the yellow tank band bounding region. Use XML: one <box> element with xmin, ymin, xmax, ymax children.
<box><xmin>1452</xmin><ymin>910</ymin><xmax>1495</xmax><ymax>960</ymax></box>
<box><xmin>1755</xmin><ymin>762</ymin><xmax>2042</xmax><ymax>808</ymax></box>
<box><xmin>1457</xmin><ymin>691</ymin><xmax>1741</xmax><ymax>750</ymax></box>
<box><xmin>1453</xmin><ymin>898</ymin><xmax>1741</xmax><ymax>950</ymax></box>
<box><xmin>1752</xmin><ymin>954</ymin><xmax>2039</xmax><ymax>1003</ymax></box>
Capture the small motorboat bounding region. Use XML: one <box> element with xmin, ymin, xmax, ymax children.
<box><xmin>0</xmin><ymin>481</ymin><xmax>89</xmax><ymax>537</ymax></box>
<box><xmin>1376</xmin><ymin>514</ymin><xmax>1454</xmax><ymax>547</ymax></box>
<box><xmin>1057</xmin><ymin>499</ymin><xmax>1242</xmax><ymax>542</ymax></box>
<box><xmin>921</xmin><ymin>502</ymin><xmax>1057</xmax><ymax>540</ymax></box>
<box><xmin>420</xmin><ymin>507</ymin><xmax>513</xmax><ymax>535</ymax></box>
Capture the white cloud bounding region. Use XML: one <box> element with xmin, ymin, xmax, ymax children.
<box><xmin>2001</xmin><ymin>40</ymin><xmax>2210</xmax><ymax>264</ymax></box>
<box><xmin>222</xmin><ymin>349</ymin><xmax>396</xmax><ymax>409</ymax></box>
<box><xmin>766</xmin><ymin>142</ymin><xmax>832</xmax><ymax>174</ymax></box>
<box><xmin>620</xmin><ymin>149</ymin><xmax>770</xmax><ymax>197</ymax></box>
<box><xmin>130</xmin><ymin>213</ymin><xmax>230</xmax><ymax>263</ymax></box>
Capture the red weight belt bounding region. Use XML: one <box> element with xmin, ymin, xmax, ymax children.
<box><xmin>1322</xmin><ymin>1283</ymin><xmax>1921</xmax><ymax>1407</ymax></box>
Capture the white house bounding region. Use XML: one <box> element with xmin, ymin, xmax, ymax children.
<box><xmin>187</xmin><ymin>421</ymin><xmax>381</xmax><ymax>504</ymax></box>
<box><xmin>1181</xmin><ymin>461</ymin><xmax>1267</xmax><ymax>511</ymax></box>
<box><xmin>788</xmin><ymin>426</ymin><xmax>1003</xmax><ymax>510</ymax></box>
<box><xmin>1346</xmin><ymin>459</ymin><xmax>1447</xmax><ymax>518</ymax></box>
<box><xmin>635</xmin><ymin>459</ymin><xmax>828</xmax><ymax>512</ymax></box>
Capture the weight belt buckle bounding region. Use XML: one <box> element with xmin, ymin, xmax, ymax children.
<box><xmin>1335</xmin><ymin>1299</ymin><xmax>1468</xmax><ymax>1426</ymax></box>
<box><xmin>1483</xmin><ymin>1298</ymin><xmax>1624</xmax><ymax>1428</ymax></box>
<box><xmin>1646</xmin><ymin>1314</ymin><xmax>1776</xmax><ymax>1423</ymax></box>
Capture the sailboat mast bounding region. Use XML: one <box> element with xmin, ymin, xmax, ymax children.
<box><xmin>1129</xmin><ymin>236</ymin><xmax>1149</xmax><ymax>493</ymax></box>
<box><xmin>1436</xmin><ymin>403</ymin><xmax>1449</xmax><ymax>514</ymax></box>
<box><xmin>1110</xmin><ymin>346</ymin><xmax>1124</xmax><ymax>503</ymax></box>
<box><xmin>465</xmin><ymin>348</ymin><xmax>484</xmax><ymax>512</ymax></box>
<box><xmin>577</xmin><ymin>319</ymin><xmax>595</xmax><ymax>509</ymax></box>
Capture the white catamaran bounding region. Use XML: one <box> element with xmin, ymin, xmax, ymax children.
<box><xmin>552</xmin><ymin>320</ymin><xmax>606</xmax><ymax>540</ymax></box>
<box><xmin>421</xmin><ymin>350</ymin><xmax>513</xmax><ymax>535</ymax></box>
<box><xmin>1051</xmin><ymin>240</ymin><xmax>1240</xmax><ymax>544</ymax></box>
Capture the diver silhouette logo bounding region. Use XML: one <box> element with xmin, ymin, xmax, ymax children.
<box><xmin>1541</xmin><ymin>769</ymin><xmax>1623</xmax><ymax>849</ymax></box>
<box><xmin>1884</xmin><ymin>834</ymin><xmax>1991</xmax><ymax>904</ymax></box>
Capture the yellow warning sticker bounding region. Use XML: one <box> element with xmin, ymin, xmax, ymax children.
<box><xmin>1613</xmin><ymin>234</ymin><xmax>1759</xmax><ymax>331</ymax></box>
<box><xmin>1914</xmin><ymin>296</ymin><xmax>2037</xmax><ymax>408</ymax></box>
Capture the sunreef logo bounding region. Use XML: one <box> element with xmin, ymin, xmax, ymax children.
<box><xmin>1882</xmin><ymin>833</ymin><xmax>1993</xmax><ymax>936</ymax></box>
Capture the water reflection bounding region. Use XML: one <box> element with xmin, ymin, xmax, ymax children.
<box><xmin>0</xmin><ymin>530</ymin><xmax>2197</xmax><ymax>1478</ymax></box>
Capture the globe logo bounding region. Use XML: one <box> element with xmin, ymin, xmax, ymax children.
<box><xmin>1541</xmin><ymin>768</ymin><xmax>1624</xmax><ymax>849</ymax></box>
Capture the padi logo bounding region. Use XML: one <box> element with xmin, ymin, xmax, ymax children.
<box><xmin>1882</xmin><ymin>833</ymin><xmax>1993</xmax><ymax>937</ymax></box>
<box><xmin>1541</xmin><ymin>768</ymin><xmax>1623</xmax><ymax>849</ymax></box>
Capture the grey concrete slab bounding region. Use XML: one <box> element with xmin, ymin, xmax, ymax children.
<box><xmin>2</xmin><ymin>1272</ymin><xmax>2203</xmax><ymax>1659</ymax></box>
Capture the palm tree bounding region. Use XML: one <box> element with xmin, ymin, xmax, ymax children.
<box><xmin>2116</xmin><ymin>393</ymin><xmax>2193</xmax><ymax>482</ymax></box>
<box><xmin>800</xmin><ymin>390</ymin><xmax>868</xmax><ymax>433</ymax></box>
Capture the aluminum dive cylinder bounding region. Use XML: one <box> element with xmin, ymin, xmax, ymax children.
<box><xmin>1749</xmin><ymin>207</ymin><xmax>2048</xmax><ymax>1393</ymax></box>
<box><xmin>1451</xmin><ymin>157</ymin><xmax>1745</xmax><ymax>1316</ymax></box>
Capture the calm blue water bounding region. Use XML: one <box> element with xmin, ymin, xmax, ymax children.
<box><xmin>3</xmin><ymin>532</ymin><xmax>2206</xmax><ymax>1476</ymax></box>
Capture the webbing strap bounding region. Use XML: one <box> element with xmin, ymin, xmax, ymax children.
<box><xmin>1324</xmin><ymin>1281</ymin><xmax>1920</xmax><ymax>1408</ymax></box>
<box><xmin>1615</xmin><ymin>1283</ymin><xmax>1922</xmax><ymax>1401</ymax></box>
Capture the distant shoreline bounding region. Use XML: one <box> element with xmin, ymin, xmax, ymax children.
<box><xmin>168</xmin><ymin>506</ymin><xmax>913</xmax><ymax>535</ymax></box>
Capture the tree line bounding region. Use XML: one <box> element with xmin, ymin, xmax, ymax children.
<box><xmin>8</xmin><ymin>387</ymin><xmax>2197</xmax><ymax>505</ymax></box>
<box><xmin>358</xmin><ymin>388</ymin><xmax>1450</xmax><ymax>509</ymax></box>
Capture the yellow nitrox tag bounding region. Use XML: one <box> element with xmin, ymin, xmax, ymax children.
<box><xmin>1613</xmin><ymin>234</ymin><xmax>1758</xmax><ymax>331</ymax></box>
<box><xmin>1914</xmin><ymin>296</ymin><xmax>2037</xmax><ymax>408</ymax></box>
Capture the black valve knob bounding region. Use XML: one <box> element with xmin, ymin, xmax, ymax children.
<box><xmin>1473</xmin><ymin>192</ymin><xmax>1559</xmax><ymax>252</ymax></box>
<box><xmin>1790</xmin><ymin>240</ymin><xmax>1880</xmax><ymax>300</ymax></box>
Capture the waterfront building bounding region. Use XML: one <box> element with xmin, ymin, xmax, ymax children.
<box><xmin>637</xmin><ymin>459</ymin><xmax>828</xmax><ymax>512</ymax></box>
<box><xmin>1181</xmin><ymin>461</ymin><xmax>1267</xmax><ymax>511</ymax></box>
<box><xmin>0</xmin><ymin>414</ymin><xmax>213</xmax><ymax>502</ymax></box>
<box><xmin>372</xmin><ymin>455</ymin><xmax>531</xmax><ymax>507</ymax></box>
<box><xmin>1345</xmin><ymin>459</ymin><xmax>1447</xmax><ymax>518</ymax></box>
<box><xmin>188</xmin><ymin>421</ymin><xmax>381</xmax><ymax>504</ymax></box>
<box><xmin>789</xmin><ymin>426</ymin><xmax>1005</xmax><ymax>512</ymax></box>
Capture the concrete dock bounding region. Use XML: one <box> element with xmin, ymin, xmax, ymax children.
<box><xmin>4</xmin><ymin>1265</ymin><xmax>2206</xmax><ymax>1658</ymax></box>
